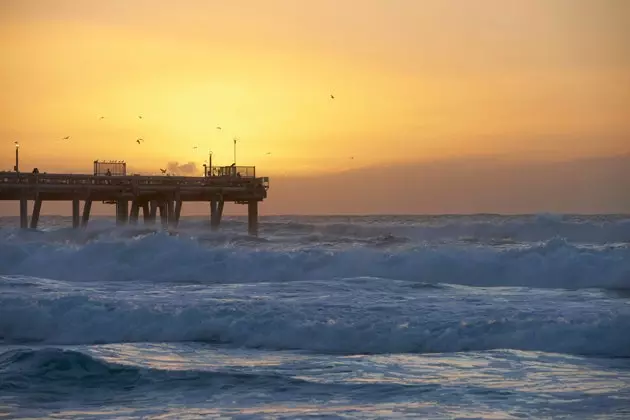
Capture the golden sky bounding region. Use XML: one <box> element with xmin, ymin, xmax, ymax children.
<box><xmin>1</xmin><ymin>0</ymin><xmax>629</xmax><ymax>176</ymax></box>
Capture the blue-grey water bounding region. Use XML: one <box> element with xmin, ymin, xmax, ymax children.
<box><xmin>1</xmin><ymin>214</ymin><xmax>629</xmax><ymax>419</ymax></box>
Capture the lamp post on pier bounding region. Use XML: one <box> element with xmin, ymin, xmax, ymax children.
<box><xmin>14</xmin><ymin>141</ymin><xmax>19</xmax><ymax>173</ymax></box>
<box><xmin>233</xmin><ymin>138</ymin><xmax>238</xmax><ymax>166</ymax></box>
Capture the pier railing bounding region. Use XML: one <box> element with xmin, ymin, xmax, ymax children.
<box><xmin>0</xmin><ymin>172</ymin><xmax>266</xmax><ymax>188</ymax></box>
<box><xmin>210</xmin><ymin>166</ymin><xmax>255</xmax><ymax>178</ymax></box>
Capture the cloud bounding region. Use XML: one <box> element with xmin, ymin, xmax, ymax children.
<box><xmin>166</xmin><ymin>161</ymin><xmax>199</xmax><ymax>175</ymax></box>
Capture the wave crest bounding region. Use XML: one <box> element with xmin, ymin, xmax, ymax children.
<box><xmin>1</xmin><ymin>234</ymin><xmax>628</xmax><ymax>289</ymax></box>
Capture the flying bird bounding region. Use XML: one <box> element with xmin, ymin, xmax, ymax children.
<box><xmin>99</xmin><ymin>116</ymin><xmax>105</xmax><ymax>120</ymax></box>
<box><xmin>62</xmin><ymin>136</ymin><xmax>70</xmax><ymax>140</ymax></box>
<box><xmin>265</xmin><ymin>152</ymin><xmax>272</xmax><ymax>155</ymax></box>
<box><xmin>216</xmin><ymin>126</ymin><xmax>222</xmax><ymax>130</ymax></box>
<box><xmin>136</xmin><ymin>138</ymin><xmax>144</xmax><ymax>144</ymax></box>
<box><xmin>193</xmin><ymin>146</ymin><xmax>198</xmax><ymax>150</ymax></box>
<box><xmin>160</xmin><ymin>168</ymin><xmax>167</xmax><ymax>174</ymax></box>
<box><xmin>330</xmin><ymin>94</ymin><xmax>335</xmax><ymax>99</ymax></box>
<box><xmin>138</xmin><ymin>115</ymin><xmax>143</xmax><ymax>119</ymax></box>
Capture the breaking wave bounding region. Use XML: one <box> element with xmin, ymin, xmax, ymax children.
<box><xmin>2</xmin><ymin>283</ymin><xmax>629</xmax><ymax>357</ymax></box>
<box><xmin>0</xmin><ymin>232</ymin><xmax>628</xmax><ymax>289</ymax></box>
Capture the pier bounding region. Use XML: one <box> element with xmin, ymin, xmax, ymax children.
<box><xmin>0</xmin><ymin>162</ymin><xmax>269</xmax><ymax>235</ymax></box>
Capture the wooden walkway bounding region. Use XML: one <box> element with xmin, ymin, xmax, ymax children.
<box><xmin>0</xmin><ymin>169</ymin><xmax>269</xmax><ymax>235</ymax></box>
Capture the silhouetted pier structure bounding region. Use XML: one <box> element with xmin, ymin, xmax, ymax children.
<box><xmin>0</xmin><ymin>161</ymin><xmax>269</xmax><ymax>235</ymax></box>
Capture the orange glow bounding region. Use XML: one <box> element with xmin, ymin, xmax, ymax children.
<box><xmin>1</xmin><ymin>0</ymin><xmax>629</xmax><ymax>177</ymax></box>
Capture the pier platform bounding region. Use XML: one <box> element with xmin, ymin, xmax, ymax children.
<box><xmin>0</xmin><ymin>166</ymin><xmax>269</xmax><ymax>235</ymax></box>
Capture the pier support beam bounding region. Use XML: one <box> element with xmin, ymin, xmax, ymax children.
<box><xmin>82</xmin><ymin>200</ymin><xmax>92</xmax><ymax>228</ymax></box>
<box><xmin>116</xmin><ymin>200</ymin><xmax>129</xmax><ymax>226</ymax></box>
<box><xmin>167</xmin><ymin>200</ymin><xmax>176</xmax><ymax>228</ymax></box>
<box><xmin>248</xmin><ymin>200</ymin><xmax>258</xmax><ymax>236</ymax></box>
<box><xmin>19</xmin><ymin>197</ymin><xmax>28</xmax><ymax>229</ymax></box>
<box><xmin>30</xmin><ymin>198</ymin><xmax>42</xmax><ymax>229</ymax></box>
<box><xmin>72</xmin><ymin>198</ymin><xmax>80</xmax><ymax>228</ymax></box>
<box><xmin>142</xmin><ymin>202</ymin><xmax>151</xmax><ymax>224</ymax></box>
<box><xmin>210</xmin><ymin>197</ymin><xmax>224</xmax><ymax>231</ymax></box>
<box><xmin>158</xmin><ymin>202</ymin><xmax>168</xmax><ymax>227</ymax></box>
<box><xmin>129</xmin><ymin>200</ymin><xmax>140</xmax><ymax>225</ymax></box>
<box><xmin>174</xmin><ymin>199</ymin><xmax>183</xmax><ymax>227</ymax></box>
<box><xmin>148</xmin><ymin>201</ymin><xmax>157</xmax><ymax>225</ymax></box>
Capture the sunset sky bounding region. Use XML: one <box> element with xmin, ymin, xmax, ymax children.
<box><xmin>1</xmin><ymin>0</ymin><xmax>629</xmax><ymax>178</ymax></box>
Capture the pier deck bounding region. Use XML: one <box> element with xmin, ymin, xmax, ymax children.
<box><xmin>0</xmin><ymin>169</ymin><xmax>269</xmax><ymax>234</ymax></box>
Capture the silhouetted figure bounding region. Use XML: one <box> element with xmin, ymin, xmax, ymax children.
<box><xmin>32</xmin><ymin>168</ymin><xmax>39</xmax><ymax>174</ymax></box>
<box><xmin>106</xmin><ymin>169</ymin><xmax>112</xmax><ymax>176</ymax></box>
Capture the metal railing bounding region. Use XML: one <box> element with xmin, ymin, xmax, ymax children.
<box><xmin>93</xmin><ymin>160</ymin><xmax>127</xmax><ymax>176</ymax></box>
<box><xmin>209</xmin><ymin>166</ymin><xmax>255</xmax><ymax>178</ymax></box>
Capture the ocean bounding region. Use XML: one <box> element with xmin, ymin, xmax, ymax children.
<box><xmin>1</xmin><ymin>214</ymin><xmax>629</xmax><ymax>419</ymax></box>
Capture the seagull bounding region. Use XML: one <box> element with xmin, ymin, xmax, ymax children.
<box><xmin>138</xmin><ymin>115</ymin><xmax>143</xmax><ymax>119</ymax></box>
<box><xmin>99</xmin><ymin>116</ymin><xmax>105</xmax><ymax>120</ymax></box>
<box><xmin>136</xmin><ymin>138</ymin><xmax>144</xmax><ymax>144</ymax></box>
<box><xmin>193</xmin><ymin>146</ymin><xmax>198</xmax><ymax>150</ymax></box>
<box><xmin>330</xmin><ymin>94</ymin><xmax>335</xmax><ymax>99</ymax></box>
<box><xmin>266</xmin><ymin>152</ymin><xmax>271</xmax><ymax>155</ymax></box>
<box><xmin>160</xmin><ymin>168</ymin><xmax>167</xmax><ymax>174</ymax></box>
<box><xmin>62</xmin><ymin>136</ymin><xmax>70</xmax><ymax>140</ymax></box>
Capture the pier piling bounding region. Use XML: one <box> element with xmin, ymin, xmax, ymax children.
<box><xmin>19</xmin><ymin>197</ymin><xmax>28</xmax><ymax>229</ymax></box>
<box><xmin>82</xmin><ymin>200</ymin><xmax>92</xmax><ymax>227</ymax></box>
<box><xmin>72</xmin><ymin>198</ymin><xmax>80</xmax><ymax>228</ymax></box>
<box><xmin>158</xmin><ymin>202</ymin><xmax>168</xmax><ymax>227</ymax></box>
<box><xmin>148</xmin><ymin>201</ymin><xmax>157</xmax><ymax>224</ymax></box>
<box><xmin>129</xmin><ymin>200</ymin><xmax>140</xmax><ymax>225</ymax></box>
<box><xmin>174</xmin><ymin>200</ymin><xmax>183</xmax><ymax>227</ymax></box>
<box><xmin>30</xmin><ymin>198</ymin><xmax>42</xmax><ymax>229</ymax></box>
<box><xmin>248</xmin><ymin>200</ymin><xmax>258</xmax><ymax>236</ymax></box>
<box><xmin>116</xmin><ymin>200</ymin><xmax>128</xmax><ymax>225</ymax></box>
<box><xmin>142</xmin><ymin>202</ymin><xmax>151</xmax><ymax>224</ymax></box>
<box><xmin>210</xmin><ymin>197</ymin><xmax>224</xmax><ymax>230</ymax></box>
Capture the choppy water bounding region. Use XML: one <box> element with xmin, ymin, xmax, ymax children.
<box><xmin>1</xmin><ymin>214</ymin><xmax>629</xmax><ymax>419</ymax></box>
